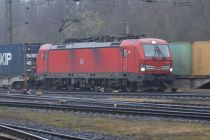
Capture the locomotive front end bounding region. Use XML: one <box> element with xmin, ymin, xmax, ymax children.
<box><xmin>138</xmin><ymin>38</ymin><xmax>174</xmax><ymax>90</ymax></box>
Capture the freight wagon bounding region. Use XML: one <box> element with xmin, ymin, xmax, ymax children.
<box><xmin>169</xmin><ymin>41</ymin><xmax>210</xmax><ymax>89</ymax></box>
<box><xmin>36</xmin><ymin>38</ymin><xmax>174</xmax><ymax>91</ymax></box>
<box><xmin>0</xmin><ymin>44</ymin><xmax>40</xmax><ymax>89</ymax></box>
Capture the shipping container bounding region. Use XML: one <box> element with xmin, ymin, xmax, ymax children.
<box><xmin>0</xmin><ymin>44</ymin><xmax>41</xmax><ymax>88</ymax></box>
<box><xmin>25</xmin><ymin>44</ymin><xmax>41</xmax><ymax>75</ymax></box>
<box><xmin>0</xmin><ymin>44</ymin><xmax>41</xmax><ymax>76</ymax></box>
<box><xmin>0</xmin><ymin>44</ymin><xmax>25</xmax><ymax>75</ymax></box>
<box><xmin>192</xmin><ymin>41</ymin><xmax>210</xmax><ymax>75</ymax></box>
<box><xmin>169</xmin><ymin>42</ymin><xmax>192</xmax><ymax>75</ymax></box>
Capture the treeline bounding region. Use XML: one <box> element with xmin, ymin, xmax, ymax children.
<box><xmin>0</xmin><ymin>0</ymin><xmax>210</xmax><ymax>43</ymax></box>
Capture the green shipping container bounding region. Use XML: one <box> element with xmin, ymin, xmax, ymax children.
<box><xmin>169</xmin><ymin>42</ymin><xmax>192</xmax><ymax>75</ymax></box>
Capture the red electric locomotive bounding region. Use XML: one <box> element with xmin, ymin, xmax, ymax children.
<box><xmin>36</xmin><ymin>37</ymin><xmax>173</xmax><ymax>91</ymax></box>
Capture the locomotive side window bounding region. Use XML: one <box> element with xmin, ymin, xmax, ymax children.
<box><xmin>43</xmin><ymin>52</ymin><xmax>48</xmax><ymax>60</ymax></box>
<box><xmin>123</xmin><ymin>49</ymin><xmax>128</xmax><ymax>58</ymax></box>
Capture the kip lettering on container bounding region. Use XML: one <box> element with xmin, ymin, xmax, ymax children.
<box><xmin>0</xmin><ymin>53</ymin><xmax>12</xmax><ymax>65</ymax></box>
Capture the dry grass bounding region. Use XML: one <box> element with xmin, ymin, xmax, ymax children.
<box><xmin>111</xmin><ymin>98</ymin><xmax>173</xmax><ymax>103</ymax></box>
<box><xmin>176</xmin><ymin>88</ymin><xmax>210</xmax><ymax>93</ymax></box>
<box><xmin>111</xmin><ymin>97</ymin><xmax>210</xmax><ymax>106</ymax></box>
<box><xmin>0</xmin><ymin>107</ymin><xmax>210</xmax><ymax>140</ymax></box>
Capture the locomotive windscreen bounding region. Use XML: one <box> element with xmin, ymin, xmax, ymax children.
<box><xmin>143</xmin><ymin>45</ymin><xmax>170</xmax><ymax>57</ymax></box>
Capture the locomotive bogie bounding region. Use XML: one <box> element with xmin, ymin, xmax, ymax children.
<box><xmin>36</xmin><ymin>72</ymin><xmax>173</xmax><ymax>92</ymax></box>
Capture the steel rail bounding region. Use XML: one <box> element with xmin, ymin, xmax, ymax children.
<box><xmin>1</xmin><ymin>92</ymin><xmax>210</xmax><ymax>107</ymax></box>
<box><xmin>0</xmin><ymin>122</ymin><xmax>90</xmax><ymax>140</ymax></box>
<box><xmin>0</xmin><ymin>100</ymin><xmax>210</xmax><ymax>120</ymax></box>
<box><xmin>41</xmin><ymin>91</ymin><xmax>210</xmax><ymax>99</ymax></box>
<box><xmin>0</xmin><ymin>95</ymin><xmax>210</xmax><ymax>112</ymax></box>
<box><xmin>1</xmin><ymin>93</ymin><xmax>210</xmax><ymax>113</ymax></box>
<box><xmin>1</xmin><ymin>93</ymin><xmax>210</xmax><ymax>114</ymax></box>
<box><xmin>0</xmin><ymin>124</ymin><xmax>48</xmax><ymax>140</ymax></box>
<box><xmin>2</xmin><ymin>90</ymin><xmax>210</xmax><ymax>99</ymax></box>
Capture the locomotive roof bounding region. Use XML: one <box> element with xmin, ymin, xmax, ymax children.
<box><xmin>45</xmin><ymin>38</ymin><xmax>167</xmax><ymax>50</ymax></box>
<box><xmin>50</xmin><ymin>42</ymin><xmax>121</xmax><ymax>50</ymax></box>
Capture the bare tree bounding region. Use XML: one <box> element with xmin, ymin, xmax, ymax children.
<box><xmin>0</xmin><ymin>0</ymin><xmax>210</xmax><ymax>43</ymax></box>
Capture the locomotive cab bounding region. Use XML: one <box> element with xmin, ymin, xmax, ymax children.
<box><xmin>121</xmin><ymin>38</ymin><xmax>173</xmax><ymax>91</ymax></box>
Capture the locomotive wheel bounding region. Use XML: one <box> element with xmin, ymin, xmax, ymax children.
<box><xmin>104</xmin><ymin>87</ymin><xmax>112</xmax><ymax>92</ymax></box>
<box><xmin>125</xmin><ymin>81</ymin><xmax>136</xmax><ymax>92</ymax></box>
<box><xmin>67</xmin><ymin>85</ymin><xmax>75</xmax><ymax>91</ymax></box>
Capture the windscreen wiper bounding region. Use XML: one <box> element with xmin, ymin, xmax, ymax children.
<box><xmin>153</xmin><ymin>45</ymin><xmax>165</xmax><ymax>59</ymax></box>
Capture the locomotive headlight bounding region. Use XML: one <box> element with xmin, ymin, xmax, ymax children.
<box><xmin>140</xmin><ymin>64</ymin><xmax>146</xmax><ymax>72</ymax></box>
<box><xmin>141</xmin><ymin>67</ymin><xmax>146</xmax><ymax>72</ymax></box>
<box><xmin>170</xmin><ymin>67</ymin><xmax>173</xmax><ymax>72</ymax></box>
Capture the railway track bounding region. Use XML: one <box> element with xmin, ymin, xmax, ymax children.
<box><xmin>0</xmin><ymin>124</ymin><xmax>48</xmax><ymax>140</ymax></box>
<box><xmin>1</xmin><ymin>90</ymin><xmax>210</xmax><ymax>120</ymax></box>
<box><xmin>0</xmin><ymin>122</ymin><xmax>90</xmax><ymax>140</ymax></box>
<box><xmin>0</xmin><ymin>99</ymin><xmax>209</xmax><ymax>121</ymax></box>
<box><xmin>0</xmin><ymin>93</ymin><xmax>210</xmax><ymax>109</ymax></box>
<box><xmin>37</xmin><ymin>91</ymin><xmax>210</xmax><ymax>99</ymax></box>
<box><xmin>2</xmin><ymin>89</ymin><xmax>210</xmax><ymax>100</ymax></box>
